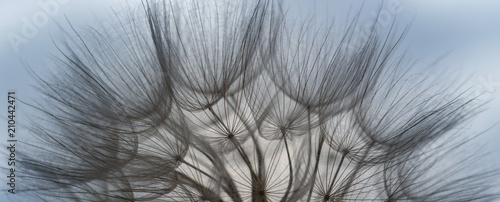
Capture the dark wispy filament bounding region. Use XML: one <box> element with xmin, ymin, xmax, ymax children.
<box><xmin>18</xmin><ymin>0</ymin><xmax>499</xmax><ymax>201</ymax></box>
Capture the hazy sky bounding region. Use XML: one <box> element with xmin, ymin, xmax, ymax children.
<box><xmin>1</xmin><ymin>0</ymin><xmax>499</xmax><ymax>200</ymax></box>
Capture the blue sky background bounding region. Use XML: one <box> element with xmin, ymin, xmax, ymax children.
<box><xmin>1</xmin><ymin>0</ymin><xmax>499</xmax><ymax>200</ymax></box>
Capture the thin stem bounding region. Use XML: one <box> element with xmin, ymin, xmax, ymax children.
<box><xmin>307</xmin><ymin>133</ymin><xmax>325</xmax><ymax>202</ymax></box>
<box><xmin>280</xmin><ymin>136</ymin><xmax>294</xmax><ymax>202</ymax></box>
<box><xmin>189</xmin><ymin>134</ymin><xmax>243</xmax><ymax>201</ymax></box>
<box><xmin>175</xmin><ymin>171</ymin><xmax>225</xmax><ymax>202</ymax></box>
<box><xmin>227</xmin><ymin>96</ymin><xmax>265</xmax><ymax>181</ymax></box>
<box><xmin>207</xmin><ymin>106</ymin><xmax>258</xmax><ymax>180</ymax></box>
<box><xmin>180</xmin><ymin>159</ymin><xmax>218</xmax><ymax>184</ymax></box>
<box><xmin>289</xmin><ymin>109</ymin><xmax>314</xmax><ymax>202</ymax></box>
<box><xmin>180</xmin><ymin>159</ymin><xmax>242</xmax><ymax>202</ymax></box>
<box><xmin>326</xmin><ymin>153</ymin><xmax>347</xmax><ymax>198</ymax></box>
<box><xmin>337</xmin><ymin>143</ymin><xmax>373</xmax><ymax>201</ymax></box>
<box><xmin>208</xmin><ymin>106</ymin><xmax>232</xmax><ymax>135</ymax></box>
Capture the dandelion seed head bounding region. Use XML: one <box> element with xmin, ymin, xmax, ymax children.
<box><xmin>16</xmin><ymin>0</ymin><xmax>499</xmax><ymax>201</ymax></box>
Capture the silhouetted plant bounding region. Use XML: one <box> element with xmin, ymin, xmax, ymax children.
<box><xmin>18</xmin><ymin>0</ymin><xmax>498</xmax><ymax>201</ymax></box>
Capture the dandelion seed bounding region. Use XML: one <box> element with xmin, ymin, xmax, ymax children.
<box><xmin>17</xmin><ymin>0</ymin><xmax>499</xmax><ymax>201</ymax></box>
